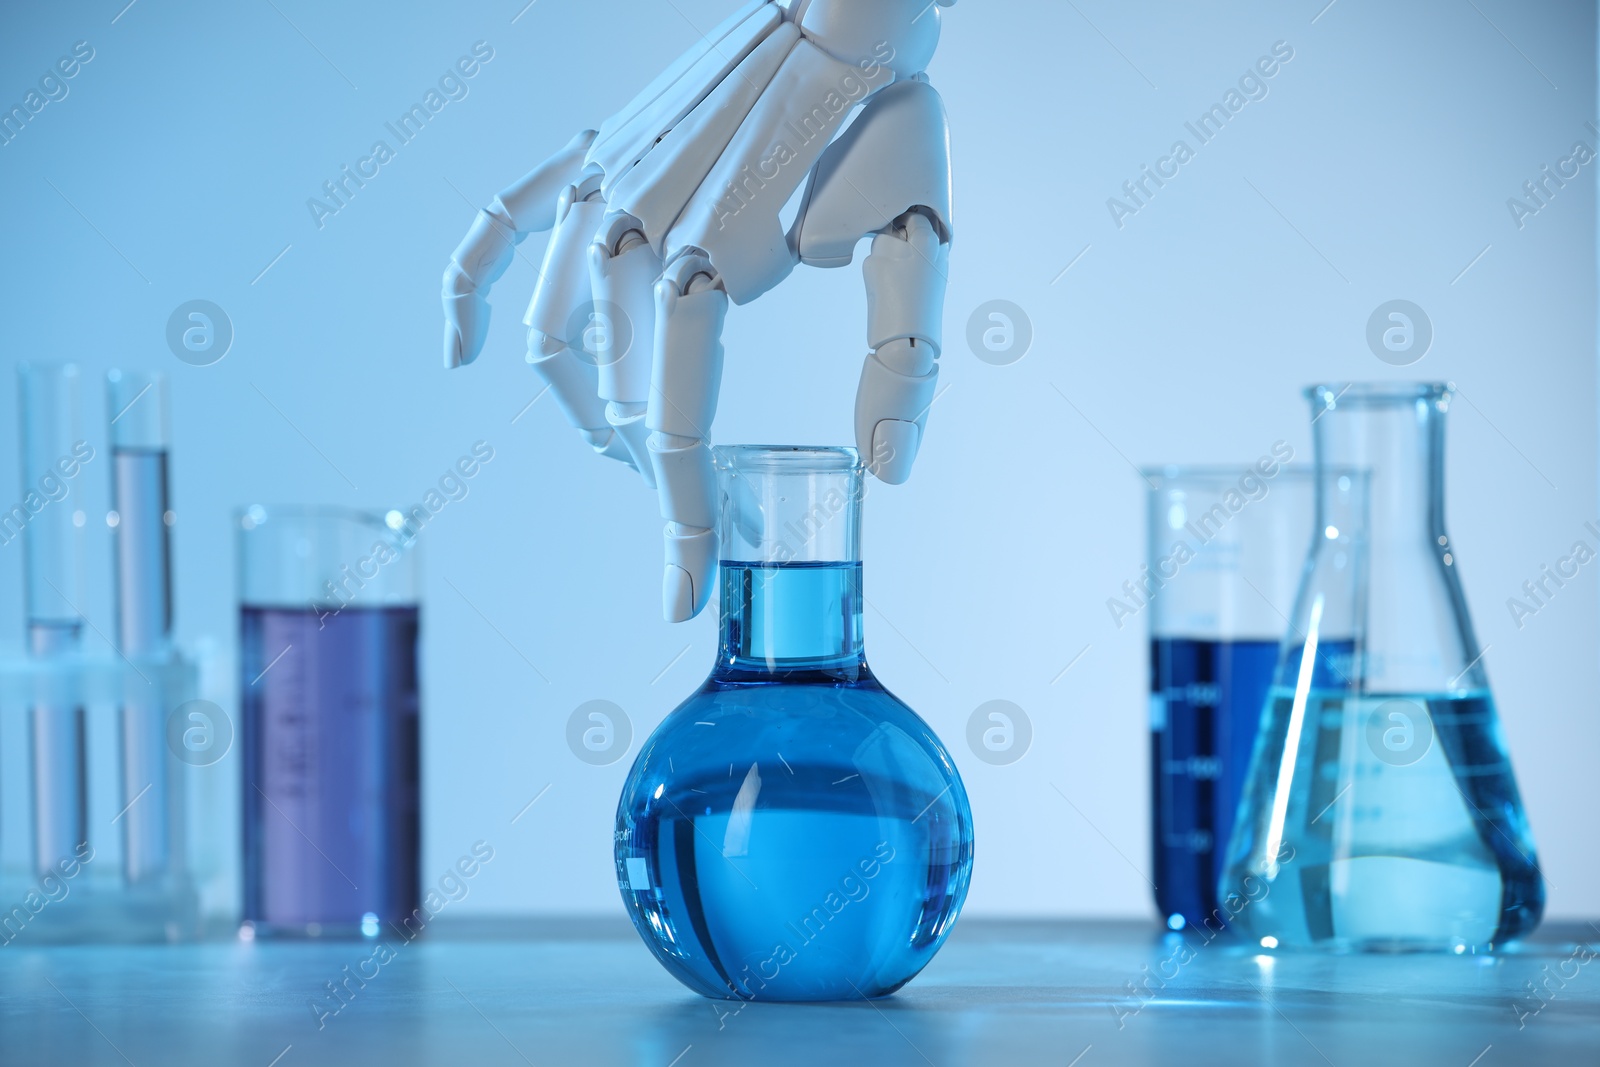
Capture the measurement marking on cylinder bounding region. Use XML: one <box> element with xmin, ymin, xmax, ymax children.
<box><xmin>832</xmin><ymin>774</ymin><xmax>860</xmax><ymax>786</ymax></box>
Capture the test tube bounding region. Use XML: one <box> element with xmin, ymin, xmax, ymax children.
<box><xmin>108</xmin><ymin>370</ymin><xmax>182</xmax><ymax>884</ymax></box>
<box><xmin>18</xmin><ymin>362</ymin><xmax>89</xmax><ymax>878</ymax></box>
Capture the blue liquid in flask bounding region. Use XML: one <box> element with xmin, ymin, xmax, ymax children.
<box><xmin>240</xmin><ymin>604</ymin><xmax>421</xmax><ymax>934</ymax></box>
<box><xmin>1149</xmin><ymin>637</ymin><xmax>1278</xmax><ymax>930</ymax></box>
<box><xmin>616</xmin><ymin>560</ymin><xmax>974</xmax><ymax>1002</ymax></box>
<box><xmin>1224</xmin><ymin>685</ymin><xmax>1543</xmax><ymax>949</ymax></box>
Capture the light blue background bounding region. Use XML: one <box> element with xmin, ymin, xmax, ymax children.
<box><xmin>0</xmin><ymin>0</ymin><xmax>1595</xmax><ymax>919</ymax></box>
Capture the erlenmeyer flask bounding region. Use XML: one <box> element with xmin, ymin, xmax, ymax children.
<box><xmin>614</xmin><ymin>446</ymin><xmax>974</xmax><ymax>1001</ymax></box>
<box><xmin>1221</xmin><ymin>384</ymin><xmax>1543</xmax><ymax>951</ymax></box>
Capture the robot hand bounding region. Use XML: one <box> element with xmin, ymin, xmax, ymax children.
<box><xmin>442</xmin><ymin>0</ymin><xmax>956</xmax><ymax>622</ymax></box>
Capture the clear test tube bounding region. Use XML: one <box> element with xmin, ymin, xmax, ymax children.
<box><xmin>18</xmin><ymin>361</ymin><xmax>89</xmax><ymax>878</ymax></box>
<box><xmin>107</xmin><ymin>369</ymin><xmax>183</xmax><ymax>884</ymax></box>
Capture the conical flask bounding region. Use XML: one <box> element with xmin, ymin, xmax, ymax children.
<box><xmin>1220</xmin><ymin>384</ymin><xmax>1543</xmax><ymax>951</ymax></box>
<box><xmin>614</xmin><ymin>446</ymin><xmax>974</xmax><ymax>1001</ymax></box>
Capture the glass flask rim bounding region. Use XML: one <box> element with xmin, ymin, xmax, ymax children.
<box><xmin>18</xmin><ymin>359</ymin><xmax>81</xmax><ymax>379</ymax></box>
<box><xmin>1305</xmin><ymin>382</ymin><xmax>1453</xmax><ymax>409</ymax></box>
<box><xmin>712</xmin><ymin>444</ymin><xmax>862</xmax><ymax>474</ymax></box>
<box><xmin>107</xmin><ymin>367</ymin><xmax>172</xmax><ymax>449</ymax></box>
<box><xmin>236</xmin><ymin>503</ymin><xmax>405</xmax><ymax>530</ymax></box>
<box><xmin>1140</xmin><ymin>463</ymin><xmax>1315</xmax><ymax>486</ymax></box>
<box><xmin>106</xmin><ymin>367</ymin><xmax>165</xmax><ymax>387</ymax></box>
<box><xmin>1142</xmin><ymin>464</ymin><xmax>1372</xmax><ymax>488</ymax></box>
<box><xmin>236</xmin><ymin>505</ymin><xmax>420</xmax><ymax>608</ymax></box>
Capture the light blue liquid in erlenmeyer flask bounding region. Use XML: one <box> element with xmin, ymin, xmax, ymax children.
<box><xmin>1231</xmin><ymin>685</ymin><xmax>1542</xmax><ymax>948</ymax></box>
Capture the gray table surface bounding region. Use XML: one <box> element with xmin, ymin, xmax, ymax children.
<box><xmin>2</xmin><ymin>918</ymin><xmax>1595</xmax><ymax>1066</ymax></box>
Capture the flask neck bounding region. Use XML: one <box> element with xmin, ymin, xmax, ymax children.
<box><xmin>714</xmin><ymin>560</ymin><xmax>866</xmax><ymax>676</ymax></box>
<box><xmin>710</xmin><ymin>444</ymin><xmax>868</xmax><ymax>680</ymax></box>
<box><xmin>1300</xmin><ymin>384</ymin><xmax>1484</xmax><ymax>693</ymax></box>
<box><xmin>1313</xmin><ymin>388</ymin><xmax>1447</xmax><ymax>546</ymax></box>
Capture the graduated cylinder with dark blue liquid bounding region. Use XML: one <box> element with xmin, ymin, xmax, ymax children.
<box><xmin>237</xmin><ymin>506</ymin><xmax>421</xmax><ymax>938</ymax></box>
<box><xmin>1142</xmin><ymin>463</ymin><xmax>1313</xmax><ymax>932</ymax></box>
<box><xmin>616</xmin><ymin>446</ymin><xmax>973</xmax><ymax>1001</ymax></box>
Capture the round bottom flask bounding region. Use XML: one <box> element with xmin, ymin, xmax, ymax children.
<box><xmin>615</xmin><ymin>446</ymin><xmax>974</xmax><ymax>1001</ymax></box>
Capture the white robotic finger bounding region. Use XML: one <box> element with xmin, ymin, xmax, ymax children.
<box><xmin>590</xmin><ymin>213</ymin><xmax>664</xmax><ymax>486</ymax></box>
<box><xmin>520</xmin><ymin>178</ymin><xmax>639</xmax><ymax>469</ymax></box>
<box><xmin>649</xmin><ymin>256</ymin><xmax>727</xmax><ymax>441</ymax></box>
<box><xmin>589</xmin><ymin>2</ymin><xmax>780</xmax><ymax>199</ymax></box>
<box><xmin>662</xmin><ymin>522</ymin><xmax>718</xmax><ymax>625</ymax></box>
<box><xmin>442</xmin><ymin>129</ymin><xmax>596</xmax><ymax>369</ymax></box>
<box><xmin>796</xmin><ymin>0</ymin><xmax>948</xmax><ymax>78</ymax></box>
<box><xmin>649</xmin><ymin>254</ymin><xmax>729</xmax><ymax>623</ymax></box>
<box><xmin>608</xmin><ymin>22</ymin><xmax>798</xmax><ymax>256</ymax></box>
<box><xmin>856</xmin><ymin>338</ymin><xmax>936</xmax><ymax>484</ymax></box>
<box><xmin>495</xmin><ymin>129</ymin><xmax>598</xmax><ymax>232</ymax></box>
<box><xmin>864</xmin><ymin>213</ymin><xmax>948</xmax><ymax>353</ymax></box>
<box><xmin>442</xmin><ymin>211</ymin><xmax>517</xmax><ymax>367</ymax></box>
<box><xmin>666</xmin><ymin>37</ymin><xmax>893</xmax><ymax>306</ymax></box>
<box><xmin>855</xmin><ymin>213</ymin><xmax>949</xmax><ymax>484</ymax></box>
<box><xmin>525</xmin><ymin>177</ymin><xmax>606</xmax><ymax>341</ymax></box>
<box><xmin>448</xmin><ymin>210</ymin><xmax>516</xmax><ymax>294</ymax></box>
<box><xmin>653</xmin><ymin>436</ymin><xmax>718</xmax><ymax>624</ymax></box>
<box><xmin>792</xmin><ymin>77</ymin><xmax>953</xmax><ymax>268</ymax></box>
<box><xmin>785</xmin><ymin>69</ymin><xmax>954</xmax><ymax>485</ymax></box>
<box><xmin>442</xmin><ymin>283</ymin><xmax>491</xmax><ymax>370</ymax></box>
<box><xmin>525</xmin><ymin>329</ymin><xmax>632</xmax><ymax>466</ymax></box>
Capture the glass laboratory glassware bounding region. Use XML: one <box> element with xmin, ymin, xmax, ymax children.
<box><xmin>1143</xmin><ymin>463</ymin><xmax>1315</xmax><ymax>933</ymax></box>
<box><xmin>237</xmin><ymin>506</ymin><xmax>421</xmax><ymax>938</ymax></box>
<box><xmin>4</xmin><ymin>365</ymin><xmax>200</xmax><ymax>941</ymax></box>
<box><xmin>18</xmin><ymin>362</ymin><xmax>88</xmax><ymax>880</ymax></box>
<box><xmin>1221</xmin><ymin>384</ymin><xmax>1544</xmax><ymax>951</ymax></box>
<box><xmin>108</xmin><ymin>370</ymin><xmax>185</xmax><ymax>888</ymax></box>
<box><xmin>615</xmin><ymin>446</ymin><xmax>974</xmax><ymax>1002</ymax></box>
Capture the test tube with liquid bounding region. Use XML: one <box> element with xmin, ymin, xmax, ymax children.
<box><xmin>18</xmin><ymin>362</ymin><xmax>90</xmax><ymax>879</ymax></box>
<box><xmin>108</xmin><ymin>370</ymin><xmax>183</xmax><ymax>884</ymax></box>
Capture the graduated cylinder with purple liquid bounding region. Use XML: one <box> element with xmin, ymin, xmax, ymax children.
<box><xmin>237</xmin><ymin>507</ymin><xmax>421</xmax><ymax>937</ymax></box>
